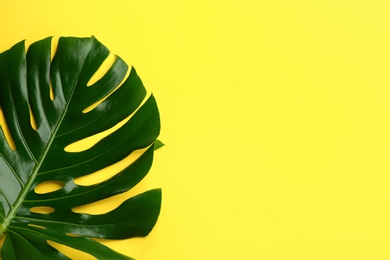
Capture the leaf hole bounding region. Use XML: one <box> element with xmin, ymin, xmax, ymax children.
<box><xmin>83</xmin><ymin>66</ymin><xmax>131</xmax><ymax>113</ymax></box>
<box><xmin>71</xmin><ymin>191</ymin><xmax>129</xmax><ymax>215</ymax></box>
<box><xmin>24</xmin><ymin>39</ymin><xmax>32</xmax><ymax>53</ymax></box>
<box><xmin>74</xmin><ymin>145</ymin><xmax>150</xmax><ymax>186</ymax></box>
<box><xmin>47</xmin><ymin>240</ymin><xmax>97</xmax><ymax>260</ymax></box>
<box><xmin>49</xmin><ymin>79</ymin><xmax>55</xmax><ymax>101</ymax></box>
<box><xmin>50</xmin><ymin>36</ymin><xmax>59</xmax><ymax>62</ymax></box>
<box><xmin>65</xmin><ymin>233</ymin><xmax>82</xmax><ymax>237</ymax></box>
<box><xmin>29</xmin><ymin>104</ymin><xmax>38</xmax><ymax>130</ymax></box>
<box><xmin>65</xmin><ymin>91</ymin><xmax>150</xmax><ymax>153</ymax></box>
<box><xmin>71</xmin><ymin>189</ymin><xmax>152</xmax><ymax>215</ymax></box>
<box><xmin>48</xmin><ymin>37</ymin><xmax>59</xmax><ymax>101</ymax></box>
<box><xmin>27</xmin><ymin>224</ymin><xmax>47</xmax><ymax>230</ymax></box>
<box><xmin>34</xmin><ymin>180</ymin><xmax>65</xmax><ymax>194</ymax></box>
<box><xmin>0</xmin><ymin>106</ymin><xmax>16</xmax><ymax>150</ymax></box>
<box><xmin>87</xmin><ymin>53</ymin><xmax>116</xmax><ymax>87</ymax></box>
<box><xmin>30</xmin><ymin>206</ymin><xmax>55</xmax><ymax>214</ymax></box>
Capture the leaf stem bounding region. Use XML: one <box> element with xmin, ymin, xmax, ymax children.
<box><xmin>0</xmin><ymin>222</ymin><xmax>5</xmax><ymax>237</ymax></box>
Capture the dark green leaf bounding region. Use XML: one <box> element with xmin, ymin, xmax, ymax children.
<box><xmin>0</xmin><ymin>36</ymin><xmax>162</xmax><ymax>259</ymax></box>
<box><xmin>154</xmin><ymin>139</ymin><xmax>165</xmax><ymax>150</ymax></box>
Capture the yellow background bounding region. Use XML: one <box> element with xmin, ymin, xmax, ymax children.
<box><xmin>1</xmin><ymin>0</ymin><xmax>390</xmax><ymax>259</ymax></box>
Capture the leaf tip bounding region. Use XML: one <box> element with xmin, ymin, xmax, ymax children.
<box><xmin>154</xmin><ymin>139</ymin><xmax>165</xmax><ymax>150</ymax></box>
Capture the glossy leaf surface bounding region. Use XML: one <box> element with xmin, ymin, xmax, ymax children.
<box><xmin>0</xmin><ymin>36</ymin><xmax>161</xmax><ymax>259</ymax></box>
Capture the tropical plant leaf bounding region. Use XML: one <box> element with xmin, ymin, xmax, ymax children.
<box><xmin>0</xmin><ymin>36</ymin><xmax>162</xmax><ymax>259</ymax></box>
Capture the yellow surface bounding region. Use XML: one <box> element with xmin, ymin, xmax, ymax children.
<box><xmin>1</xmin><ymin>0</ymin><xmax>390</xmax><ymax>259</ymax></box>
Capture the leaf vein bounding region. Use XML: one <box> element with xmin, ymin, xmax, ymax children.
<box><xmin>14</xmin><ymin>216</ymin><xmax>141</xmax><ymax>228</ymax></box>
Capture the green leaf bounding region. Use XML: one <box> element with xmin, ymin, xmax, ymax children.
<box><xmin>0</xmin><ymin>36</ymin><xmax>162</xmax><ymax>259</ymax></box>
<box><xmin>154</xmin><ymin>139</ymin><xmax>165</xmax><ymax>150</ymax></box>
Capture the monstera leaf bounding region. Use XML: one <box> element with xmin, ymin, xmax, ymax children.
<box><xmin>0</xmin><ymin>36</ymin><xmax>162</xmax><ymax>259</ymax></box>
